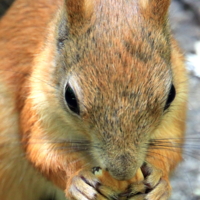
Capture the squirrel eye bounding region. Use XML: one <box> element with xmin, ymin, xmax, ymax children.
<box><xmin>164</xmin><ymin>84</ymin><xmax>176</xmax><ymax>111</ymax></box>
<box><xmin>65</xmin><ymin>84</ymin><xmax>80</xmax><ymax>115</ymax></box>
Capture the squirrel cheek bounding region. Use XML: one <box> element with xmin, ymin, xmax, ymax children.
<box><xmin>93</xmin><ymin>167</ymin><xmax>144</xmax><ymax>192</ymax></box>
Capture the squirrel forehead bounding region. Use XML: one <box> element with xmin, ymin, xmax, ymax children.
<box><xmin>63</xmin><ymin>9</ymin><xmax>172</xmax><ymax>84</ymax></box>
<box><xmin>60</xmin><ymin>0</ymin><xmax>172</xmax><ymax>115</ymax></box>
<box><xmin>63</xmin><ymin>0</ymin><xmax>171</xmax><ymax>78</ymax></box>
<box><xmin>73</xmin><ymin>58</ymin><xmax>171</xmax><ymax>105</ymax></box>
<box><xmin>68</xmin><ymin>53</ymin><xmax>171</xmax><ymax>125</ymax></box>
<box><xmin>64</xmin><ymin>26</ymin><xmax>172</xmax><ymax>98</ymax></box>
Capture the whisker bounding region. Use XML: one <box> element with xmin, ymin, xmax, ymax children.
<box><xmin>148</xmin><ymin>145</ymin><xmax>200</xmax><ymax>160</ymax></box>
<box><xmin>0</xmin><ymin>69</ymin><xmax>57</xmax><ymax>91</ymax></box>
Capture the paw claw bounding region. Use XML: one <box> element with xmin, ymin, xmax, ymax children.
<box><xmin>66</xmin><ymin>171</ymin><xmax>118</xmax><ymax>200</ymax></box>
<box><xmin>140</xmin><ymin>164</ymin><xmax>171</xmax><ymax>200</ymax></box>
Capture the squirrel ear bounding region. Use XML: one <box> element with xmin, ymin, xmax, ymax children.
<box><xmin>65</xmin><ymin>0</ymin><xmax>94</xmax><ymax>35</ymax></box>
<box><xmin>140</xmin><ymin>0</ymin><xmax>170</xmax><ymax>25</ymax></box>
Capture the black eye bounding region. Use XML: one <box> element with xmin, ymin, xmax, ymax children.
<box><xmin>164</xmin><ymin>84</ymin><xmax>176</xmax><ymax>111</ymax></box>
<box><xmin>65</xmin><ymin>84</ymin><xmax>80</xmax><ymax>115</ymax></box>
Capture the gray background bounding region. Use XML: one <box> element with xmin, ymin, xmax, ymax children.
<box><xmin>170</xmin><ymin>1</ymin><xmax>200</xmax><ymax>200</ymax></box>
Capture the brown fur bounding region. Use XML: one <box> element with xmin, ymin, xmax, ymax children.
<box><xmin>0</xmin><ymin>0</ymin><xmax>187</xmax><ymax>199</ymax></box>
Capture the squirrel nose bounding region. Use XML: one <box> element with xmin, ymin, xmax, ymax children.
<box><xmin>108</xmin><ymin>166</ymin><xmax>137</xmax><ymax>180</ymax></box>
<box><xmin>106</xmin><ymin>155</ymin><xmax>137</xmax><ymax>180</ymax></box>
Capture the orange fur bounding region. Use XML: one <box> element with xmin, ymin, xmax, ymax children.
<box><xmin>0</xmin><ymin>0</ymin><xmax>187</xmax><ymax>199</ymax></box>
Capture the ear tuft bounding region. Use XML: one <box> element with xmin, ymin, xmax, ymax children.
<box><xmin>65</xmin><ymin>0</ymin><xmax>94</xmax><ymax>35</ymax></box>
<box><xmin>140</xmin><ymin>0</ymin><xmax>170</xmax><ymax>25</ymax></box>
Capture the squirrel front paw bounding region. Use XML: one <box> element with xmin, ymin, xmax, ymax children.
<box><xmin>127</xmin><ymin>163</ymin><xmax>171</xmax><ymax>200</ymax></box>
<box><xmin>66</xmin><ymin>170</ymin><xmax>118</xmax><ymax>200</ymax></box>
<box><xmin>142</xmin><ymin>163</ymin><xmax>171</xmax><ymax>200</ymax></box>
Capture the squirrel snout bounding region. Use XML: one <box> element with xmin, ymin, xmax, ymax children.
<box><xmin>105</xmin><ymin>155</ymin><xmax>138</xmax><ymax>181</ymax></box>
<box><xmin>107</xmin><ymin>166</ymin><xmax>137</xmax><ymax>181</ymax></box>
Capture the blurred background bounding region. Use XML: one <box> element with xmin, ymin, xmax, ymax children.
<box><xmin>169</xmin><ymin>1</ymin><xmax>200</xmax><ymax>200</ymax></box>
<box><xmin>0</xmin><ymin>0</ymin><xmax>200</xmax><ymax>199</ymax></box>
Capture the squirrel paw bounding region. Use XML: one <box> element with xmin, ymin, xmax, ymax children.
<box><xmin>141</xmin><ymin>163</ymin><xmax>171</xmax><ymax>200</ymax></box>
<box><xmin>66</xmin><ymin>170</ymin><xmax>118</xmax><ymax>200</ymax></box>
<box><xmin>145</xmin><ymin>179</ymin><xmax>170</xmax><ymax>200</ymax></box>
<box><xmin>125</xmin><ymin>163</ymin><xmax>171</xmax><ymax>200</ymax></box>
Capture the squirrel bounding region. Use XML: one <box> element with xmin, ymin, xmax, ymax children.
<box><xmin>0</xmin><ymin>0</ymin><xmax>188</xmax><ymax>200</ymax></box>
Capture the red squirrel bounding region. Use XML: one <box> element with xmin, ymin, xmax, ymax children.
<box><xmin>0</xmin><ymin>0</ymin><xmax>187</xmax><ymax>199</ymax></box>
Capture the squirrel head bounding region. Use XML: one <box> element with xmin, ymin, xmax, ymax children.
<box><xmin>26</xmin><ymin>0</ymin><xmax>175</xmax><ymax>183</ymax></box>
